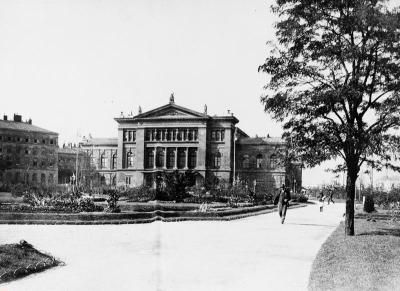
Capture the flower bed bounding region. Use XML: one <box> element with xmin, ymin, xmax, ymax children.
<box><xmin>0</xmin><ymin>203</ymin><xmax>304</xmax><ymax>224</ymax></box>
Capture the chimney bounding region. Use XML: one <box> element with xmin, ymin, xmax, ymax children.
<box><xmin>13</xmin><ymin>114</ymin><xmax>22</xmax><ymax>122</ymax></box>
<box><xmin>3</xmin><ymin>115</ymin><xmax>7</xmax><ymax>121</ymax></box>
<box><xmin>28</xmin><ymin>118</ymin><xmax>32</xmax><ymax>124</ymax></box>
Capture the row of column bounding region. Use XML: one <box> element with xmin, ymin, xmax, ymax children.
<box><xmin>151</xmin><ymin>147</ymin><xmax>192</xmax><ymax>169</ymax></box>
<box><xmin>147</xmin><ymin>129</ymin><xmax>198</xmax><ymax>142</ymax></box>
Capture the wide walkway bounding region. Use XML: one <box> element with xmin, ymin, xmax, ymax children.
<box><xmin>0</xmin><ymin>202</ymin><xmax>344</xmax><ymax>291</ymax></box>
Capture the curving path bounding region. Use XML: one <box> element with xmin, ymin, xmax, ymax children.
<box><xmin>0</xmin><ymin>202</ymin><xmax>344</xmax><ymax>291</ymax></box>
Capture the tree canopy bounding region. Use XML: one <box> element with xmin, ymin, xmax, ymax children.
<box><xmin>259</xmin><ymin>0</ymin><xmax>400</xmax><ymax>235</ymax></box>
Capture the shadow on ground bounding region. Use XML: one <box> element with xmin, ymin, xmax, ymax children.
<box><xmin>357</xmin><ymin>228</ymin><xmax>400</xmax><ymax>237</ymax></box>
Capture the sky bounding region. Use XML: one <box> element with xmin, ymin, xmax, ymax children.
<box><xmin>1</xmin><ymin>0</ymin><xmax>398</xmax><ymax>187</ymax></box>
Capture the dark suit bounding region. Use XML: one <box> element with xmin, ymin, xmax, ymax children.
<box><xmin>278</xmin><ymin>188</ymin><xmax>291</xmax><ymax>223</ymax></box>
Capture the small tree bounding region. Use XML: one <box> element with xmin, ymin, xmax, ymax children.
<box><xmin>363</xmin><ymin>195</ymin><xmax>375</xmax><ymax>213</ymax></box>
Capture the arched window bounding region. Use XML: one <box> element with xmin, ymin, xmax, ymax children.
<box><xmin>32</xmin><ymin>173</ymin><xmax>37</xmax><ymax>184</ymax></box>
<box><xmin>256</xmin><ymin>154</ymin><xmax>263</xmax><ymax>169</ymax></box>
<box><xmin>242</xmin><ymin>155</ymin><xmax>250</xmax><ymax>169</ymax></box>
<box><xmin>100</xmin><ymin>154</ymin><xmax>108</xmax><ymax>169</ymax></box>
<box><xmin>270</xmin><ymin>154</ymin><xmax>278</xmax><ymax>168</ymax></box>
<box><xmin>48</xmin><ymin>174</ymin><xmax>54</xmax><ymax>185</ymax></box>
<box><xmin>100</xmin><ymin>175</ymin><xmax>106</xmax><ymax>186</ymax></box>
<box><xmin>216</xmin><ymin>131</ymin><xmax>221</xmax><ymax>141</ymax></box>
<box><xmin>127</xmin><ymin>151</ymin><xmax>134</xmax><ymax>167</ymax></box>
<box><xmin>41</xmin><ymin>173</ymin><xmax>46</xmax><ymax>185</ymax></box>
<box><xmin>112</xmin><ymin>154</ymin><xmax>117</xmax><ymax>169</ymax></box>
<box><xmin>213</xmin><ymin>152</ymin><xmax>221</xmax><ymax>168</ymax></box>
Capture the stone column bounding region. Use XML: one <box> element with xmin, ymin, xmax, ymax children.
<box><xmin>174</xmin><ymin>147</ymin><xmax>178</xmax><ymax>169</ymax></box>
<box><xmin>163</xmin><ymin>147</ymin><xmax>167</xmax><ymax>169</ymax></box>
<box><xmin>185</xmin><ymin>147</ymin><xmax>189</xmax><ymax>169</ymax></box>
<box><xmin>153</xmin><ymin>147</ymin><xmax>156</xmax><ymax>169</ymax></box>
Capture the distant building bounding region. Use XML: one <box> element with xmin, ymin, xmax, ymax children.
<box><xmin>58</xmin><ymin>145</ymin><xmax>91</xmax><ymax>185</ymax></box>
<box><xmin>0</xmin><ymin>114</ymin><xmax>58</xmax><ymax>186</ymax></box>
<box><xmin>79</xmin><ymin>137</ymin><xmax>118</xmax><ymax>186</ymax></box>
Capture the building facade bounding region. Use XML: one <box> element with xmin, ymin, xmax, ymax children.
<box><xmin>79</xmin><ymin>137</ymin><xmax>118</xmax><ymax>186</ymax></box>
<box><xmin>78</xmin><ymin>96</ymin><xmax>302</xmax><ymax>192</ymax></box>
<box><xmin>235</xmin><ymin>136</ymin><xmax>302</xmax><ymax>193</ymax></box>
<box><xmin>0</xmin><ymin>114</ymin><xmax>59</xmax><ymax>186</ymax></box>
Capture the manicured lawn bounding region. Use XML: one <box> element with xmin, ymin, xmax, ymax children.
<box><xmin>0</xmin><ymin>241</ymin><xmax>61</xmax><ymax>283</ymax></box>
<box><xmin>308</xmin><ymin>219</ymin><xmax>400</xmax><ymax>291</ymax></box>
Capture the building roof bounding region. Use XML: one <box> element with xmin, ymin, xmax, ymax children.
<box><xmin>114</xmin><ymin>100</ymin><xmax>239</xmax><ymax>124</ymax></box>
<box><xmin>0</xmin><ymin>120</ymin><xmax>58</xmax><ymax>135</ymax></box>
<box><xmin>80</xmin><ymin>137</ymin><xmax>118</xmax><ymax>146</ymax></box>
<box><xmin>58</xmin><ymin>147</ymin><xmax>79</xmax><ymax>155</ymax></box>
<box><xmin>236</xmin><ymin>136</ymin><xmax>286</xmax><ymax>145</ymax></box>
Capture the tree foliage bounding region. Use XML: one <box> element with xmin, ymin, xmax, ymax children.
<box><xmin>259</xmin><ymin>0</ymin><xmax>400</xmax><ymax>235</ymax></box>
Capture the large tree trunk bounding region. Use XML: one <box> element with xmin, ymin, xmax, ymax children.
<box><xmin>345</xmin><ymin>168</ymin><xmax>357</xmax><ymax>236</ymax></box>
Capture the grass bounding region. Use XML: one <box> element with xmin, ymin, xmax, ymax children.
<box><xmin>0</xmin><ymin>241</ymin><xmax>61</xmax><ymax>283</ymax></box>
<box><xmin>308</xmin><ymin>219</ymin><xmax>400</xmax><ymax>291</ymax></box>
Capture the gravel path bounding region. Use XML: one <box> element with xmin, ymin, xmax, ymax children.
<box><xmin>0</xmin><ymin>202</ymin><xmax>344</xmax><ymax>291</ymax></box>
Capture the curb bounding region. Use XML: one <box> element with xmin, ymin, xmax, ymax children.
<box><xmin>0</xmin><ymin>204</ymin><xmax>306</xmax><ymax>225</ymax></box>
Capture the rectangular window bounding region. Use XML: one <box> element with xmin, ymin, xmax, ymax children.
<box><xmin>188</xmin><ymin>148</ymin><xmax>197</xmax><ymax>169</ymax></box>
<box><xmin>25</xmin><ymin>137</ymin><xmax>29</xmax><ymax>142</ymax></box>
<box><xmin>146</xmin><ymin>148</ymin><xmax>154</xmax><ymax>168</ymax></box>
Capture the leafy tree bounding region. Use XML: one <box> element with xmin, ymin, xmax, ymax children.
<box><xmin>259</xmin><ymin>0</ymin><xmax>400</xmax><ymax>235</ymax></box>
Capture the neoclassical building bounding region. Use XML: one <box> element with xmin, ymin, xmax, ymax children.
<box><xmin>80</xmin><ymin>95</ymin><xmax>302</xmax><ymax>192</ymax></box>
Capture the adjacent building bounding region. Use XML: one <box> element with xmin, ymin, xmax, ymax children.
<box><xmin>0</xmin><ymin>114</ymin><xmax>58</xmax><ymax>186</ymax></box>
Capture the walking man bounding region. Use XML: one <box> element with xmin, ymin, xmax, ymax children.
<box><xmin>327</xmin><ymin>189</ymin><xmax>335</xmax><ymax>205</ymax></box>
<box><xmin>274</xmin><ymin>184</ymin><xmax>291</xmax><ymax>224</ymax></box>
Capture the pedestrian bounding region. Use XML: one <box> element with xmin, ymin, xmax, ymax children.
<box><xmin>317</xmin><ymin>191</ymin><xmax>325</xmax><ymax>212</ymax></box>
<box><xmin>274</xmin><ymin>184</ymin><xmax>291</xmax><ymax>224</ymax></box>
<box><xmin>327</xmin><ymin>189</ymin><xmax>335</xmax><ymax>205</ymax></box>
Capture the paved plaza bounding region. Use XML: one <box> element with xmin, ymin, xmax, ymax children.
<box><xmin>0</xmin><ymin>203</ymin><xmax>344</xmax><ymax>291</ymax></box>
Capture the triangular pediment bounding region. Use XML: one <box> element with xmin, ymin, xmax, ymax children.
<box><xmin>134</xmin><ymin>103</ymin><xmax>207</xmax><ymax>119</ymax></box>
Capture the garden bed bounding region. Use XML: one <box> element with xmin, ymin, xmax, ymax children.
<box><xmin>0</xmin><ymin>240</ymin><xmax>62</xmax><ymax>284</ymax></box>
<box><xmin>308</xmin><ymin>219</ymin><xmax>400</xmax><ymax>291</ymax></box>
<box><xmin>0</xmin><ymin>203</ymin><xmax>304</xmax><ymax>224</ymax></box>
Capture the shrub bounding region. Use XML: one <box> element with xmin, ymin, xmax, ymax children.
<box><xmin>291</xmin><ymin>194</ymin><xmax>308</xmax><ymax>203</ymax></box>
<box><xmin>123</xmin><ymin>185</ymin><xmax>156</xmax><ymax>202</ymax></box>
<box><xmin>363</xmin><ymin>195</ymin><xmax>375</xmax><ymax>213</ymax></box>
<box><xmin>105</xmin><ymin>190</ymin><xmax>121</xmax><ymax>213</ymax></box>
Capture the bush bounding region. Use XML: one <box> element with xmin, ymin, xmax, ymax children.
<box><xmin>105</xmin><ymin>190</ymin><xmax>121</xmax><ymax>213</ymax></box>
<box><xmin>291</xmin><ymin>194</ymin><xmax>308</xmax><ymax>203</ymax></box>
<box><xmin>363</xmin><ymin>195</ymin><xmax>375</xmax><ymax>213</ymax></box>
<box><xmin>123</xmin><ymin>185</ymin><xmax>156</xmax><ymax>202</ymax></box>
